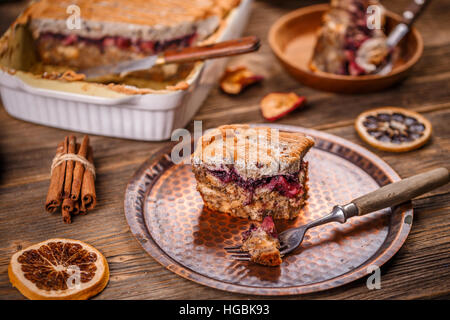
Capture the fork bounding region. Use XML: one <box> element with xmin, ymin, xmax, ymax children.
<box><xmin>225</xmin><ymin>167</ymin><xmax>449</xmax><ymax>261</ymax></box>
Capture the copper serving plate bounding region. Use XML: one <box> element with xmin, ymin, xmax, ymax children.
<box><xmin>268</xmin><ymin>4</ymin><xmax>423</xmax><ymax>93</ymax></box>
<box><xmin>124</xmin><ymin>124</ymin><xmax>413</xmax><ymax>295</ymax></box>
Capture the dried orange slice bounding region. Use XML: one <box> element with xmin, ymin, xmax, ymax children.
<box><xmin>260</xmin><ymin>92</ymin><xmax>306</xmax><ymax>122</ymax></box>
<box><xmin>355</xmin><ymin>107</ymin><xmax>432</xmax><ymax>152</ymax></box>
<box><xmin>9</xmin><ymin>238</ymin><xmax>109</xmax><ymax>300</ymax></box>
<box><xmin>220</xmin><ymin>66</ymin><xmax>263</xmax><ymax>95</ymax></box>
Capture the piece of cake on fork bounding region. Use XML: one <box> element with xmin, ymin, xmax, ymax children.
<box><xmin>191</xmin><ymin>124</ymin><xmax>314</xmax><ymax>221</ymax></box>
<box><xmin>241</xmin><ymin>216</ymin><xmax>282</xmax><ymax>266</ymax></box>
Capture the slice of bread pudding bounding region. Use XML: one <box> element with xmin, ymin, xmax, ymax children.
<box><xmin>192</xmin><ymin>124</ymin><xmax>314</xmax><ymax>221</ymax></box>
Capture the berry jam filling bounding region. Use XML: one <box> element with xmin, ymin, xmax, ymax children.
<box><xmin>208</xmin><ymin>162</ymin><xmax>307</xmax><ymax>199</ymax></box>
<box><xmin>38</xmin><ymin>32</ymin><xmax>197</xmax><ymax>55</ymax></box>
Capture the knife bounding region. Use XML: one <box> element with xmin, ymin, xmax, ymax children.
<box><xmin>79</xmin><ymin>36</ymin><xmax>261</xmax><ymax>80</ymax></box>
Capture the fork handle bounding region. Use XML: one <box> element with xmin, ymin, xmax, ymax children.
<box><xmin>351</xmin><ymin>167</ymin><xmax>449</xmax><ymax>216</ymax></box>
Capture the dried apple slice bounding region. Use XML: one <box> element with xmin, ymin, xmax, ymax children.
<box><xmin>9</xmin><ymin>238</ymin><xmax>109</xmax><ymax>300</ymax></box>
<box><xmin>220</xmin><ymin>66</ymin><xmax>263</xmax><ymax>95</ymax></box>
<box><xmin>260</xmin><ymin>92</ymin><xmax>306</xmax><ymax>122</ymax></box>
<box><xmin>355</xmin><ymin>107</ymin><xmax>432</xmax><ymax>152</ymax></box>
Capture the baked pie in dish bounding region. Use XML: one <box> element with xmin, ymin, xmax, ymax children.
<box><xmin>192</xmin><ymin>124</ymin><xmax>314</xmax><ymax>221</ymax></box>
<box><xmin>310</xmin><ymin>0</ymin><xmax>388</xmax><ymax>76</ymax></box>
<box><xmin>21</xmin><ymin>0</ymin><xmax>240</xmax><ymax>69</ymax></box>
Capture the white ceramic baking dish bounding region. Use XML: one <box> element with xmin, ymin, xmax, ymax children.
<box><xmin>0</xmin><ymin>0</ymin><xmax>252</xmax><ymax>141</ymax></box>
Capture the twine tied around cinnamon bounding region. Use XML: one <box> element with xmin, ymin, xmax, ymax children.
<box><xmin>51</xmin><ymin>153</ymin><xmax>96</xmax><ymax>179</ymax></box>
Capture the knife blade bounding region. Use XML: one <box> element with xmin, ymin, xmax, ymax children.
<box><xmin>79</xmin><ymin>36</ymin><xmax>260</xmax><ymax>80</ymax></box>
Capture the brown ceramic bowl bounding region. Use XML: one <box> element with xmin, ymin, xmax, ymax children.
<box><xmin>268</xmin><ymin>4</ymin><xmax>423</xmax><ymax>93</ymax></box>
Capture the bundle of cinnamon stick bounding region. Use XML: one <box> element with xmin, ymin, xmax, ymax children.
<box><xmin>45</xmin><ymin>135</ymin><xmax>96</xmax><ymax>223</ymax></box>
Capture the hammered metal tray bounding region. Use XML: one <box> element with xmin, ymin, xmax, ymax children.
<box><xmin>124</xmin><ymin>124</ymin><xmax>413</xmax><ymax>295</ymax></box>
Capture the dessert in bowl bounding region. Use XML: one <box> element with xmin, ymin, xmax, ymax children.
<box><xmin>310</xmin><ymin>0</ymin><xmax>389</xmax><ymax>76</ymax></box>
<box><xmin>268</xmin><ymin>3</ymin><xmax>423</xmax><ymax>93</ymax></box>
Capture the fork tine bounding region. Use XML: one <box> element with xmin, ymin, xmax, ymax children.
<box><xmin>225</xmin><ymin>248</ymin><xmax>244</xmax><ymax>253</ymax></box>
<box><xmin>224</xmin><ymin>245</ymin><xmax>242</xmax><ymax>250</ymax></box>
<box><xmin>233</xmin><ymin>257</ymin><xmax>251</xmax><ymax>261</ymax></box>
<box><xmin>225</xmin><ymin>244</ymin><xmax>250</xmax><ymax>261</ymax></box>
<box><xmin>231</xmin><ymin>254</ymin><xmax>251</xmax><ymax>261</ymax></box>
<box><xmin>230</xmin><ymin>252</ymin><xmax>251</xmax><ymax>257</ymax></box>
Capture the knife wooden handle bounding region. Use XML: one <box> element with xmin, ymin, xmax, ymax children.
<box><xmin>160</xmin><ymin>36</ymin><xmax>260</xmax><ymax>65</ymax></box>
<box><xmin>351</xmin><ymin>167</ymin><xmax>449</xmax><ymax>215</ymax></box>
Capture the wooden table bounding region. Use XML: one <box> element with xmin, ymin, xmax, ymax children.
<box><xmin>0</xmin><ymin>0</ymin><xmax>449</xmax><ymax>300</ymax></box>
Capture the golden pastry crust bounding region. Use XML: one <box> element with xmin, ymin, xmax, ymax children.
<box><xmin>41</xmin><ymin>70</ymin><xmax>86</xmax><ymax>81</ymax></box>
<box><xmin>192</xmin><ymin>124</ymin><xmax>314</xmax><ymax>180</ymax></box>
<box><xmin>22</xmin><ymin>0</ymin><xmax>240</xmax><ymax>27</ymax></box>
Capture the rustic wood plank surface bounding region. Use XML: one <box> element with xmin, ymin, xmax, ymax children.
<box><xmin>0</xmin><ymin>0</ymin><xmax>449</xmax><ymax>300</ymax></box>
